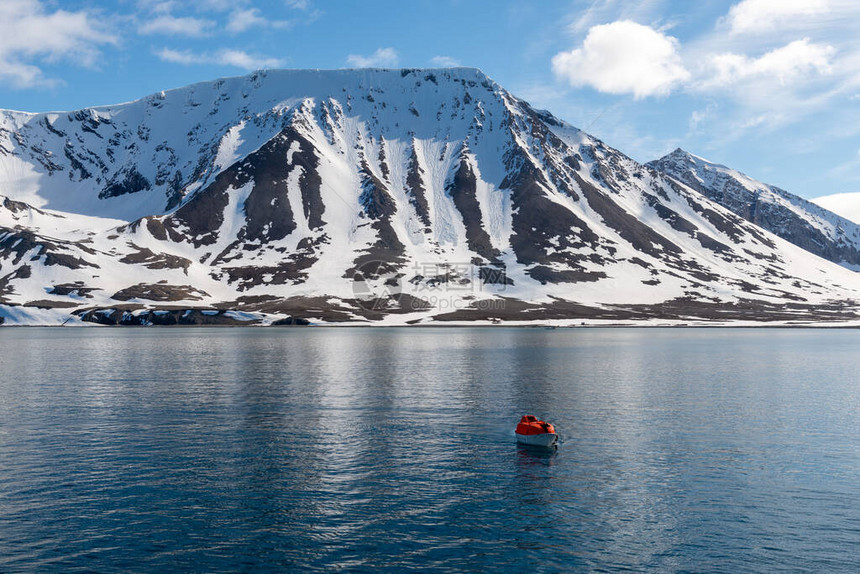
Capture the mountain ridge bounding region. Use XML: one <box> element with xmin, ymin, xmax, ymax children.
<box><xmin>648</xmin><ymin>148</ymin><xmax>860</xmax><ymax>271</ymax></box>
<box><xmin>1</xmin><ymin>69</ymin><xmax>860</xmax><ymax>325</ymax></box>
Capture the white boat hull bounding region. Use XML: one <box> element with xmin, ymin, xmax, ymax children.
<box><xmin>516</xmin><ymin>432</ymin><xmax>558</xmax><ymax>447</ymax></box>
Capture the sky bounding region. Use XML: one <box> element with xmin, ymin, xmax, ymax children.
<box><xmin>1</xmin><ymin>0</ymin><xmax>858</xmax><ymax>200</ymax></box>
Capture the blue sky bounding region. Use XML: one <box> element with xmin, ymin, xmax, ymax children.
<box><xmin>1</xmin><ymin>0</ymin><xmax>858</xmax><ymax>199</ymax></box>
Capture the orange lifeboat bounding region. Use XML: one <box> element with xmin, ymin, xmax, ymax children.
<box><xmin>515</xmin><ymin>415</ymin><xmax>558</xmax><ymax>447</ymax></box>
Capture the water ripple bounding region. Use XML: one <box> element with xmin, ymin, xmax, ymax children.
<box><xmin>1</xmin><ymin>327</ymin><xmax>859</xmax><ymax>572</ymax></box>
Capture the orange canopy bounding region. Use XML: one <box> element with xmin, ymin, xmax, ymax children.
<box><xmin>516</xmin><ymin>415</ymin><xmax>555</xmax><ymax>435</ymax></box>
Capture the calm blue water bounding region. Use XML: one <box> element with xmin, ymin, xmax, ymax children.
<box><xmin>1</xmin><ymin>327</ymin><xmax>859</xmax><ymax>572</ymax></box>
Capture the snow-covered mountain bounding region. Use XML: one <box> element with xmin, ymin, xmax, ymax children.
<box><xmin>1</xmin><ymin>69</ymin><xmax>860</xmax><ymax>325</ymax></box>
<box><xmin>649</xmin><ymin>149</ymin><xmax>860</xmax><ymax>271</ymax></box>
<box><xmin>811</xmin><ymin>192</ymin><xmax>860</xmax><ymax>225</ymax></box>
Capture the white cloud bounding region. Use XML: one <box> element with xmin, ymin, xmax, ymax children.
<box><xmin>567</xmin><ymin>0</ymin><xmax>667</xmax><ymax>34</ymax></box>
<box><xmin>196</xmin><ymin>0</ymin><xmax>245</xmax><ymax>12</ymax></box>
<box><xmin>0</xmin><ymin>0</ymin><xmax>117</xmax><ymax>88</ymax></box>
<box><xmin>137</xmin><ymin>1</ymin><xmax>175</xmax><ymax>15</ymax></box>
<box><xmin>226</xmin><ymin>8</ymin><xmax>292</xmax><ymax>33</ymax></box>
<box><xmin>430</xmin><ymin>56</ymin><xmax>460</xmax><ymax>67</ymax></box>
<box><xmin>218</xmin><ymin>49</ymin><xmax>282</xmax><ymax>69</ymax></box>
<box><xmin>139</xmin><ymin>14</ymin><xmax>215</xmax><ymax>37</ymax></box>
<box><xmin>705</xmin><ymin>39</ymin><xmax>835</xmax><ymax>87</ymax></box>
<box><xmin>552</xmin><ymin>20</ymin><xmax>689</xmax><ymax>99</ymax></box>
<box><xmin>724</xmin><ymin>0</ymin><xmax>829</xmax><ymax>35</ymax></box>
<box><xmin>285</xmin><ymin>0</ymin><xmax>310</xmax><ymax>10</ymax></box>
<box><xmin>156</xmin><ymin>48</ymin><xmax>283</xmax><ymax>69</ymax></box>
<box><xmin>689</xmin><ymin>102</ymin><xmax>718</xmax><ymax>132</ymax></box>
<box><xmin>226</xmin><ymin>8</ymin><xmax>265</xmax><ymax>33</ymax></box>
<box><xmin>139</xmin><ymin>0</ymin><xmax>249</xmax><ymax>13</ymax></box>
<box><xmin>346</xmin><ymin>48</ymin><xmax>399</xmax><ymax>68</ymax></box>
<box><xmin>156</xmin><ymin>48</ymin><xmax>199</xmax><ymax>65</ymax></box>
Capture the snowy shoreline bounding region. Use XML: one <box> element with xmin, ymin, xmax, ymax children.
<box><xmin>3</xmin><ymin>305</ymin><xmax>860</xmax><ymax>329</ymax></box>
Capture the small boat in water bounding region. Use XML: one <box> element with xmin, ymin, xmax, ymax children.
<box><xmin>515</xmin><ymin>415</ymin><xmax>558</xmax><ymax>447</ymax></box>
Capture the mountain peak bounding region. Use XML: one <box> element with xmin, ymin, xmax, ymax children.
<box><xmin>0</xmin><ymin>66</ymin><xmax>524</xmax><ymax>220</ymax></box>
<box><xmin>649</xmin><ymin>148</ymin><xmax>860</xmax><ymax>270</ymax></box>
<box><xmin>661</xmin><ymin>147</ymin><xmax>721</xmax><ymax>169</ymax></box>
<box><xmin>0</xmin><ymin>67</ymin><xmax>502</xmax><ymax>117</ymax></box>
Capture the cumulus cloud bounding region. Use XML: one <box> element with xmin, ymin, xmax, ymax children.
<box><xmin>0</xmin><ymin>0</ymin><xmax>117</xmax><ymax>88</ymax></box>
<box><xmin>553</xmin><ymin>13</ymin><xmax>844</xmax><ymax>109</ymax></box>
<box><xmin>724</xmin><ymin>0</ymin><xmax>829</xmax><ymax>35</ymax></box>
<box><xmin>139</xmin><ymin>14</ymin><xmax>215</xmax><ymax>37</ymax></box>
<box><xmin>705</xmin><ymin>39</ymin><xmax>835</xmax><ymax>87</ymax></box>
<box><xmin>346</xmin><ymin>48</ymin><xmax>399</xmax><ymax>68</ymax></box>
<box><xmin>430</xmin><ymin>56</ymin><xmax>460</xmax><ymax>67</ymax></box>
<box><xmin>156</xmin><ymin>47</ymin><xmax>283</xmax><ymax>69</ymax></box>
<box><xmin>552</xmin><ymin>20</ymin><xmax>689</xmax><ymax>99</ymax></box>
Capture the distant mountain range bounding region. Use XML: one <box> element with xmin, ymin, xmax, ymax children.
<box><xmin>648</xmin><ymin>149</ymin><xmax>860</xmax><ymax>271</ymax></box>
<box><xmin>1</xmin><ymin>68</ymin><xmax>859</xmax><ymax>325</ymax></box>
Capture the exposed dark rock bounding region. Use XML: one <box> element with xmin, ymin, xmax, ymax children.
<box><xmin>221</xmin><ymin>258</ymin><xmax>316</xmax><ymax>290</ymax></box>
<box><xmin>63</xmin><ymin>144</ymin><xmax>93</xmax><ymax>180</ymax></box>
<box><xmin>227</xmin><ymin>295</ymin><xmax>357</xmax><ymax>322</ymax></box>
<box><xmin>111</xmin><ymin>283</ymin><xmax>209</xmax><ymax>302</ymax></box>
<box><xmin>479</xmin><ymin>266</ymin><xmax>514</xmax><ymax>285</ymax></box>
<box><xmin>163</xmin><ymin>146</ymin><xmax>249</xmax><ymax>247</ymax></box>
<box><xmin>100</xmin><ymin>167</ymin><xmax>150</xmax><ymax>199</ymax></box>
<box><xmin>347</xmin><ymin>161</ymin><xmax>406</xmax><ymax>278</ymax></box>
<box><xmin>24</xmin><ymin>299</ymin><xmax>80</xmax><ymax>309</ymax></box>
<box><xmin>527</xmin><ymin>266</ymin><xmax>606</xmax><ymax>285</ymax></box>
<box><xmin>405</xmin><ymin>143</ymin><xmax>431</xmax><ymax>228</ymax></box>
<box><xmin>2</xmin><ymin>196</ymin><xmax>39</xmax><ymax>214</ymax></box>
<box><xmin>0</xmin><ymin>228</ymin><xmax>97</xmax><ymax>269</ymax></box>
<box><xmin>503</xmin><ymin>148</ymin><xmax>601</xmax><ymax>270</ymax></box>
<box><xmin>271</xmin><ymin>316</ymin><xmax>311</xmax><ymax>326</ymax></box>
<box><xmin>575</xmin><ymin>172</ymin><xmax>681</xmax><ymax>258</ymax></box>
<box><xmin>145</xmin><ymin>218</ymin><xmax>169</xmax><ymax>241</ymax></box>
<box><xmin>695</xmin><ymin>232</ymin><xmax>735</xmax><ymax>257</ymax></box>
<box><xmin>644</xmin><ymin>193</ymin><xmax>698</xmax><ymax>235</ymax></box>
<box><xmin>291</xmin><ymin>130</ymin><xmax>326</xmax><ymax>230</ymax></box>
<box><xmin>164</xmin><ymin>170</ymin><xmax>185</xmax><ymax>211</ymax></box>
<box><xmin>48</xmin><ymin>282</ymin><xmax>99</xmax><ymax>298</ymax></box>
<box><xmin>120</xmin><ymin>246</ymin><xmax>191</xmax><ymax>272</ymax></box>
<box><xmin>0</xmin><ymin>265</ymin><xmax>32</xmax><ymax>300</ymax></box>
<box><xmin>359</xmin><ymin>160</ymin><xmax>396</xmax><ymax>220</ymax></box>
<box><xmin>238</xmin><ymin>134</ymin><xmax>298</xmax><ymax>243</ymax></box>
<box><xmin>76</xmin><ymin>308</ymin><xmax>262</xmax><ymax>326</ymax></box>
<box><xmin>446</xmin><ymin>152</ymin><xmax>499</xmax><ymax>261</ymax></box>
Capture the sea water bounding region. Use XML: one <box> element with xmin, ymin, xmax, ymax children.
<box><xmin>1</xmin><ymin>327</ymin><xmax>859</xmax><ymax>571</ymax></box>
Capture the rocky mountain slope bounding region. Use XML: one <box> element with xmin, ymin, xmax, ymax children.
<box><xmin>1</xmin><ymin>69</ymin><xmax>859</xmax><ymax>325</ymax></box>
<box><xmin>649</xmin><ymin>149</ymin><xmax>860</xmax><ymax>271</ymax></box>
